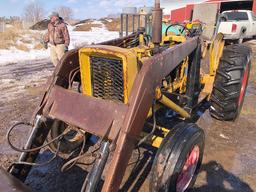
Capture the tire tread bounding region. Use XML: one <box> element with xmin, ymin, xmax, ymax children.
<box><xmin>210</xmin><ymin>44</ymin><xmax>251</xmax><ymax>121</ymax></box>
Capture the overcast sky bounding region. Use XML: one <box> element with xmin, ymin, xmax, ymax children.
<box><xmin>0</xmin><ymin>0</ymin><xmax>205</xmax><ymax>19</ymax></box>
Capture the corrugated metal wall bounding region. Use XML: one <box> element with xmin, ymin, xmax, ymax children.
<box><xmin>170</xmin><ymin>0</ymin><xmax>256</xmax><ymax>23</ymax></box>
<box><xmin>171</xmin><ymin>5</ymin><xmax>194</xmax><ymax>23</ymax></box>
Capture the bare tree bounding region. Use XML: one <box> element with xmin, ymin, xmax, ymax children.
<box><xmin>56</xmin><ymin>6</ymin><xmax>73</xmax><ymax>21</ymax></box>
<box><xmin>24</xmin><ymin>2</ymin><xmax>45</xmax><ymax>24</ymax></box>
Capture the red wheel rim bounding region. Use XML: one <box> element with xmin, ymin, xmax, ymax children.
<box><xmin>176</xmin><ymin>145</ymin><xmax>200</xmax><ymax>192</ymax></box>
<box><xmin>238</xmin><ymin>64</ymin><xmax>250</xmax><ymax>107</ymax></box>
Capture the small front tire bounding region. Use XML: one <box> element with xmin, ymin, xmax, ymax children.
<box><xmin>150</xmin><ymin>122</ymin><xmax>205</xmax><ymax>192</ymax></box>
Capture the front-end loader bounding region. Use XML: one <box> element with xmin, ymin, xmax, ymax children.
<box><xmin>2</xmin><ymin>0</ymin><xmax>252</xmax><ymax>191</ymax></box>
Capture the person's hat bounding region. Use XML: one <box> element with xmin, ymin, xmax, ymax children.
<box><xmin>49</xmin><ymin>12</ymin><xmax>59</xmax><ymax>18</ymax></box>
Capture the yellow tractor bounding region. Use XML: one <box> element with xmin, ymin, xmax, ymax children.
<box><xmin>3</xmin><ymin>0</ymin><xmax>251</xmax><ymax>192</ymax></box>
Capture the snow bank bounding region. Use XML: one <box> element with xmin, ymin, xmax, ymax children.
<box><xmin>69</xmin><ymin>28</ymin><xmax>119</xmax><ymax>49</ymax></box>
<box><xmin>0</xmin><ymin>25</ymin><xmax>119</xmax><ymax>65</ymax></box>
<box><xmin>0</xmin><ymin>48</ymin><xmax>50</xmax><ymax>65</ymax></box>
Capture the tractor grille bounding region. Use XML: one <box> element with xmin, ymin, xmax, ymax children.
<box><xmin>90</xmin><ymin>56</ymin><xmax>124</xmax><ymax>102</ymax></box>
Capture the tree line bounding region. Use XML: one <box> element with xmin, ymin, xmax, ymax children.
<box><xmin>24</xmin><ymin>2</ymin><xmax>73</xmax><ymax>24</ymax></box>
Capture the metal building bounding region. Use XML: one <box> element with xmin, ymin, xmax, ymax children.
<box><xmin>170</xmin><ymin>0</ymin><xmax>256</xmax><ymax>23</ymax></box>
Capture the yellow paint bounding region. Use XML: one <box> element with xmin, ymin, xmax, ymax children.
<box><xmin>152</xmin><ymin>127</ymin><xmax>169</xmax><ymax>148</ymax></box>
<box><xmin>201</xmin><ymin>74</ymin><xmax>215</xmax><ymax>99</ymax></box>
<box><xmin>132</xmin><ymin>34</ymin><xmax>152</xmax><ymax>60</ymax></box>
<box><xmin>147</xmin><ymin>104</ymin><xmax>161</xmax><ymax>118</ymax></box>
<box><xmin>201</xmin><ymin>41</ymin><xmax>209</xmax><ymax>59</ymax></box>
<box><xmin>139</xmin><ymin>34</ymin><xmax>145</xmax><ymax>46</ymax></box>
<box><xmin>163</xmin><ymin>58</ymin><xmax>188</xmax><ymax>94</ymax></box>
<box><xmin>139</xmin><ymin>126</ymin><xmax>169</xmax><ymax>148</ymax></box>
<box><xmin>155</xmin><ymin>87</ymin><xmax>162</xmax><ymax>100</ymax></box>
<box><xmin>186</xmin><ymin>23</ymin><xmax>193</xmax><ymax>29</ymax></box>
<box><xmin>76</xmin><ymin>26</ymin><xmax>228</xmax><ymax>151</ymax></box>
<box><xmin>198</xmin><ymin>32</ymin><xmax>225</xmax><ymax>97</ymax></box>
<box><xmin>79</xmin><ymin>45</ymin><xmax>138</xmax><ymax>104</ymax></box>
<box><xmin>209</xmin><ymin>33</ymin><xmax>224</xmax><ymax>76</ymax></box>
<box><xmin>152</xmin><ymin>136</ymin><xmax>163</xmax><ymax>148</ymax></box>
<box><xmin>161</xmin><ymin>35</ymin><xmax>186</xmax><ymax>46</ymax></box>
<box><xmin>159</xmin><ymin>95</ymin><xmax>190</xmax><ymax>119</ymax></box>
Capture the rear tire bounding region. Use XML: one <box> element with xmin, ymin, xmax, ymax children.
<box><xmin>210</xmin><ymin>44</ymin><xmax>251</xmax><ymax>121</ymax></box>
<box><xmin>150</xmin><ymin>122</ymin><xmax>205</xmax><ymax>192</ymax></box>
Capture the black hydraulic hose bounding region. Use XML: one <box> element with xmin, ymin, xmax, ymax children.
<box><xmin>7</xmin><ymin>122</ymin><xmax>67</xmax><ymax>153</ymax></box>
<box><xmin>165</xmin><ymin>24</ymin><xmax>190</xmax><ymax>37</ymax></box>
<box><xmin>61</xmin><ymin>131</ymin><xmax>102</xmax><ymax>172</ymax></box>
<box><xmin>61</xmin><ymin>129</ymin><xmax>87</xmax><ymax>172</ymax></box>
<box><xmin>9</xmin><ymin>141</ymin><xmax>61</xmax><ymax>167</ymax></box>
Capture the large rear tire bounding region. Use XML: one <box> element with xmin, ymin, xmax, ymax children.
<box><xmin>210</xmin><ymin>44</ymin><xmax>252</xmax><ymax>121</ymax></box>
<box><xmin>150</xmin><ymin>122</ymin><xmax>205</xmax><ymax>192</ymax></box>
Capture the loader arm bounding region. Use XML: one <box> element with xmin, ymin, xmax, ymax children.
<box><xmin>102</xmin><ymin>37</ymin><xmax>199</xmax><ymax>191</ymax></box>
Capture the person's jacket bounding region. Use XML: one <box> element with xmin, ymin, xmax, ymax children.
<box><xmin>44</xmin><ymin>18</ymin><xmax>70</xmax><ymax>47</ymax></box>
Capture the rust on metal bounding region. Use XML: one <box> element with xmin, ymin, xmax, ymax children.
<box><xmin>35</xmin><ymin>34</ymin><xmax>138</xmax><ymax>116</ymax></box>
<box><xmin>29</xmin><ymin>21</ymin><xmax>199</xmax><ymax>191</ymax></box>
<box><xmin>152</xmin><ymin>0</ymin><xmax>162</xmax><ymax>45</ymax></box>
<box><xmin>44</xmin><ymin>86</ymin><xmax>128</xmax><ymax>140</ymax></box>
<box><xmin>102</xmin><ymin>37</ymin><xmax>199</xmax><ymax>191</ymax></box>
<box><xmin>33</xmin><ymin>36</ymin><xmax>199</xmax><ymax>192</ymax></box>
<box><xmin>0</xmin><ymin>168</ymin><xmax>31</xmax><ymax>192</ymax></box>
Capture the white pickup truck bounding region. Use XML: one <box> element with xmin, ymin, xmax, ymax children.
<box><xmin>217</xmin><ymin>10</ymin><xmax>256</xmax><ymax>43</ymax></box>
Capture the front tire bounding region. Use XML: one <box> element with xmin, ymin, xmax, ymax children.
<box><xmin>150</xmin><ymin>122</ymin><xmax>205</xmax><ymax>192</ymax></box>
<box><xmin>210</xmin><ymin>44</ymin><xmax>252</xmax><ymax>121</ymax></box>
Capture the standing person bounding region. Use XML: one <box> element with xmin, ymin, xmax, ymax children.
<box><xmin>44</xmin><ymin>12</ymin><xmax>70</xmax><ymax>66</ymax></box>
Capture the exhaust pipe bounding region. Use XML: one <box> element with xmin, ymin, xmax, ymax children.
<box><xmin>152</xmin><ymin>0</ymin><xmax>163</xmax><ymax>49</ymax></box>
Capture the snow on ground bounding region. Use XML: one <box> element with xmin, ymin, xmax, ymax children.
<box><xmin>69</xmin><ymin>27</ymin><xmax>119</xmax><ymax>49</ymax></box>
<box><xmin>0</xmin><ymin>20</ymin><xmax>119</xmax><ymax>102</ymax></box>
<box><xmin>0</xmin><ymin>21</ymin><xmax>119</xmax><ymax>65</ymax></box>
<box><xmin>0</xmin><ymin>48</ymin><xmax>51</xmax><ymax>65</ymax></box>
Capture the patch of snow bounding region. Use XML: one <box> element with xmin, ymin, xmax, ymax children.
<box><xmin>74</xmin><ymin>23</ymin><xmax>85</xmax><ymax>27</ymax></box>
<box><xmin>0</xmin><ymin>25</ymin><xmax>119</xmax><ymax>65</ymax></box>
<box><xmin>0</xmin><ymin>49</ymin><xmax>50</xmax><ymax>65</ymax></box>
<box><xmin>5</xmin><ymin>24</ymin><xmax>13</xmax><ymax>28</ymax></box>
<box><xmin>105</xmin><ymin>19</ymin><xmax>113</xmax><ymax>22</ymax></box>
<box><xmin>67</xmin><ymin>25</ymin><xmax>76</xmax><ymax>31</ymax></box>
<box><xmin>68</xmin><ymin>27</ymin><xmax>119</xmax><ymax>49</ymax></box>
<box><xmin>91</xmin><ymin>20</ymin><xmax>103</xmax><ymax>25</ymax></box>
<box><xmin>220</xmin><ymin>133</ymin><xmax>229</xmax><ymax>140</ymax></box>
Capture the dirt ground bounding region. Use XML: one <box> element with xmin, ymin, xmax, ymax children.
<box><xmin>0</xmin><ymin>41</ymin><xmax>256</xmax><ymax>192</ymax></box>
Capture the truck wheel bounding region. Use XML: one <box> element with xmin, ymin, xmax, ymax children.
<box><xmin>48</xmin><ymin>120</ymin><xmax>85</xmax><ymax>154</ymax></box>
<box><xmin>150</xmin><ymin>122</ymin><xmax>205</xmax><ymax>192</ymax></box>
<box><xmin>210</xmin><ymin>44</ymin><xmax>251</xmax><ymax>121</ymax></box>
